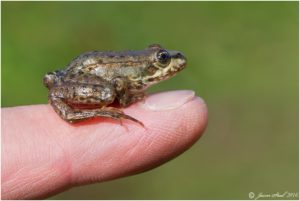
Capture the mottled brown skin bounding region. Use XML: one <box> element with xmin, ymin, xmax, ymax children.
<box><xmin>43</xmin><ymin>44</ymin><xmax>187</xmax><ymax>126</ymax></box>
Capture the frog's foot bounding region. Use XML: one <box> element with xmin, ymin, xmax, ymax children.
<box><xmin>100</xmin><ymin>107</ymin><xmax>144</xmax><ymax>127</ymax></box>
<box><xmin>49</xmin><ymin>97</ymin><xmax>144</xmax><ymax>127</ymax></box>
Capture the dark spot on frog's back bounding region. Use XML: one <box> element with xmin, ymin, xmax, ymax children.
<box><xmin>92</xmin><ymin>85</ymin><xmax>98</xmax><ymax>92</ymax></box>
<box><xmin>67</xmin><ymin>73</ymin><xmax>76</xmax><ymax>80</ymax></box>
<box><xmin>87</xmin><ymin>66</ymin><xmax>94</xmax><ymax>71</ymax></box>
<box><xmin>81</xmin><ymin>74</ymin><xmax>91</xmax><ymax>82</ymax></box>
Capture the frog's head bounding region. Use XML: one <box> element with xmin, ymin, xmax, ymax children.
<box><xmin>142</xmin><ymin>44</ymin><xmax>187</xmax><ymax>86</ymax></box>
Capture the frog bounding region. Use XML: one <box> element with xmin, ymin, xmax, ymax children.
<box><xmin>43</xmin><ymin>44</ymin><xmax>187</xmax><ymax>126</ymax></box>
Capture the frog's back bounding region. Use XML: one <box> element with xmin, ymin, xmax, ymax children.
<box><xmin>66</xmin><ymin>49</ymin><xmax>155</xmax><ymax>71</ymax></box>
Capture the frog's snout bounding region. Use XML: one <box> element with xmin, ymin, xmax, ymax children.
<box><xmin>177</xmin><ymin>52</ymin><xmax>187</xmax><ymax>67</ymax></box>
<box><xmin>170</xmin><ymin>50</ymin><xmax>186</xmax><ymax>61</ymax></box>
<box><xmin>170</xmin><ymin>51</ymin><xmax>187</xmax><ymax>70</ymax></box>
<box><xmin>174</xmin><ymin>52</ymin><xmax>186</xmax><ymax>60</ymax></box>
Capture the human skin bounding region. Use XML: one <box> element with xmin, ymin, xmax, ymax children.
<box><xmin>1</xmin><ymin>90</ymin><xmax>208</xmax><ymax>199</ymax></box>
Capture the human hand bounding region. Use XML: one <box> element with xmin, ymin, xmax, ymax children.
<box><xmin>1</xmin><ymin>90</ymin><xmax>208</xmax><ymax>200</ymax></box>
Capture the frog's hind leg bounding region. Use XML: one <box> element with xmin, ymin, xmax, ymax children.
<box><xmin>49</xmin><ymin>97</ymin><xmax>144</xmax><ymax>127</ymax></box>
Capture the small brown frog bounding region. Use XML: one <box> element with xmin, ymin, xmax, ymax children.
<box><xmin>43</xmin><ymin>44</ymin><xmax>187</xmax><ymax>126</ymax></box>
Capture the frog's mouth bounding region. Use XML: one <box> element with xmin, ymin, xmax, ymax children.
<box><xmin>161</xmin><ymin>62</ymin><xmax>186</xmax><ymax>80</ymax></box>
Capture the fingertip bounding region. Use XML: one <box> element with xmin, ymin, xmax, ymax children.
<box><xmin>181</xmin><ymin>96</ymin><xmax>208</xmax><ymax>145</ymax></box>
<box><xmin>126</xmin><ymin>91</ymin><xmax>208</xmax><ymax>140</ymax></box>
<box><xmin>96</xmin><ymin>93</ymin><xmax>208</xmax><ymax>177</ymax></box>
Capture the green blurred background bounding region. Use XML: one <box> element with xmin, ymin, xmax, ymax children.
<box><xmin>2</xmin><ymin>2</ymin><xmax>298</xmax><ymax>199</ymax></box>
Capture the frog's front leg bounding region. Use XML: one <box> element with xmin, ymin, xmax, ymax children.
<box><xmin>112</xmin><ymin>77</ymin><xmax>146</xmax><ymax>107</ymax></box>
<box><xmin>49</xmin><ymin>84</ymin><xmax>143</xmax><ymax>126</ymax></box>
<box><xmin>117</xmin><ymin>91</ymin><xmax>145</xmax><ymax>107</ymax></box>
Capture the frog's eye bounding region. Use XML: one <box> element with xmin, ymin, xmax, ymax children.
<box><xmin>156</xmin><ymin>50</ymin><xmax>171</xmax><ymax>66</ymax></box>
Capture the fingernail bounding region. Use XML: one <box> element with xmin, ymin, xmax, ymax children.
<box><xmin>142</xmin><ymin>90</ymin><xmax>196</xmax><ymax>111</ymax></box>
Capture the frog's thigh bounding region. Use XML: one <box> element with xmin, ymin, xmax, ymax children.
<box><xmin>69</xmin><ymin>84</ymin><xmax>116</xmax><ymax>105</ymax></box>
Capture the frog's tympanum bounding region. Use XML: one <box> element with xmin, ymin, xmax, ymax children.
<box><xmin>43</xmin><ymin>44</ymin><xmax>187</xmax><ymax>126</ymax></box>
